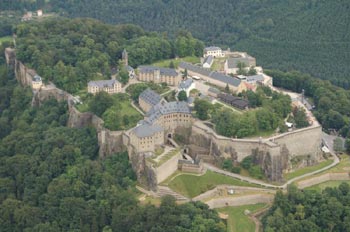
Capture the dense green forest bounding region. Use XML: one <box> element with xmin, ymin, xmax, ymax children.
<box><xmin>263</xmin><ymin>184</ymin><xmax>350</xmax><ymax>231</ymax></box>
<box><xmin>2</xmin><ymin>1</ymin><xmax>350</xmax><ymax>88</ymax></box>
<box><xmin>3</xmin><ymin>0</ymin><xmax>347</xmax><ymax>88</ymax></box>
<box><xmin>0</xmin><ymin>56</ymin><xmax>225</xmax><ymax>231</ymax></box>
<box><xmin>14</xmin><ymin>18</ymin><xmax>203</xmax><ymax>93</ymax></box>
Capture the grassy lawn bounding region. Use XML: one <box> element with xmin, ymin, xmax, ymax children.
<box><xmin>326</xmin><ymin>154</ymin><xmax>350</xmax><ymax>173</ymax></box>
<box><xmin>217</xmin><ymin>203</ymin><xmax>267</xmax><ymax>232</ymax></box>
<box><xmin>305</xmin><ymin>180</ymin><xmax>350</xmax><ymax>192</ymax></box>
<box><xmin>156</xmin><ymin>148</ymin><xmax>180</xmax><ymax>167</ymax></box>
<box><xmin>168</xmin><ymin>170</ymin><xmax>260</xmax><ymax>198</ymax></box>
<box><xmin>0</xmin><ymin>36</ymin><xmax>12</xmax><ymax>45</ymax></box>
<box><xmin>75</xmin><ymin>93</ymin><xmax>142</xmax><ymax>130</ymax></box>
<box><xmin>152</xmin><ymin>56</ymin><xmax>200</xmax><ymax>68</ymax></box>
<box><xmin>283</xmin><ymin>159</ymin><xmax>333</xmax><ymax>180</ymax></box>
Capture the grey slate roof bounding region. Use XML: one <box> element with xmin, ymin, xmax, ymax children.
<box><xmin>139</xmin><ymin>88</ymin><xmax>162</xmax><ymax>107</ymax></box>
<box><xmin>203</xmin><ymin>55</ymin><xmax>213</xmax><ymax>65</ymax></box>
<box><xmin>146</xmin><ymin>101</ymin><xmax>191</xmax><ymax>124</ymax></box>
<box><xmin>139</xmin><ymin>66</ymin><xmax>178</xmax><ymax>77</ymax></box>
<box><xmin>88</xmin><ymin>79</ymin><xmax>119</xmax><ymax>88</ymax></box>
<box><xmin>126</xmin><ymin>65</ymin><xmax>134</xmax><ymax>72</ymax></box>
<box><xmin>204</xmin><ymin>46</ymin><xmax>222</xmax><ymax>52</ymax></box>
<box><xmin>179</xmin><ymin>62</ymin><xmax>241</xmax><ymax>87</ymax></box>
<box><xmin>133</xmin><ymin>123</ymin><xmax>163</xmax><ymax>138</ymax></box>
<box><xmin>246</xmin><ymin>74</ymin><xmax>264</xmax><ymax>82</ymax></box>
<box><xmin>210</xmin><ymin>72</ymin><xmax>241</xmax><ymax>87</ymax></box>
<box><xmin>179</xmin><ymin>78</ymin><xmax>194</xmax><ymax>89</ymax></box>
<box><xmin>208</xmin><ymin>87</ymin><xmax>221</xmax><ymax>94</ymax></box>
<box><xmin>33</xmin><ymin>75</ymin><xmax>42</xmax><ymax>82</ymax></box>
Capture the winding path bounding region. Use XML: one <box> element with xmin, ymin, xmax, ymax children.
<box><xmin>205</xmin><ymin>145</ymin><xmax>339</xmax><ymax>190</ymax></box>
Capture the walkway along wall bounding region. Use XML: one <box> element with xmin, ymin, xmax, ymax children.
<box><xmin>189</xmin><ymin>121</ymin><xmax>323</xmax><ymax>182</ymax></box>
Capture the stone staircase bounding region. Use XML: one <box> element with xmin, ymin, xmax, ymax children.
<box><xmin>155</xmin><ymin>186</ymin><xmax>190</xmax><ymax>202</ymax></box>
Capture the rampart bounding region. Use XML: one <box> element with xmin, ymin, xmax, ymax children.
<box><xmin>206</xmin><ymin>194</ymin><xmax>274</xmax><ymax>209</ymax></box>
<box><xmin>189</xmin><ymin>121</ymin><xmax>322</xmax><ymax>181</ymax></box>
<box><xmin>155</xmin><ymin>152</ymin><xmax>182</xmax><ymax>184</ymax></box>
<box><xmin>297</xmin><ymin>173</ymin><xmax>350</xmax><ymax>189</ymax></box>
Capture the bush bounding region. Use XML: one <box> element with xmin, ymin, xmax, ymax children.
<box><xmin>231</xmin><ymin>166</ymin><xmax>241</xmax><ymax>174</ymax></box>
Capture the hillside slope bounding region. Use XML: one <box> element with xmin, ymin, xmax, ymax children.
<box><xmin>46</xmin><ymin>0</ymin><xmax>350</xmax><ymax>88</ymax></box>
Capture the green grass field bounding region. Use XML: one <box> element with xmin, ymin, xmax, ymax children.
<box><xmin>168</xmin><ymin>171</ymin><xmax>260</xmax><ymax>198</ymax></box>
<box><xmin>217</xmin><ymin>203</ymin><xmax>267</xmax><ymax>232</ymax></box>
<box><xmin>152</xmin><ymin>56</ymin><xmax>200</xmax><ymax>68</ymax></box>
<box><xmin>76</xmin><ymin>93</ymin><xmax>142</xmax><ymax>130</ymax></box>
<box><xmin>0</xmin><ymin>36</ymin><xmax>12</xmax><ymax>45</ymax></box>
<box><xmin>305</xmin><ymin>180</ymin><xmax>350</xmax><ymax>192</ymax></box>
<box><xmin>283</xmin><ymin>159</ymin><xmax>333</xmax><ymax>180</ymax></box>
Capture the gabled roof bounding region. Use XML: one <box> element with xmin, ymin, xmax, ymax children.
<box><xmin>179</xmin><ymin>78</ymin><xmax>194</xmax><ymax>89</ymax></box>
<box><xmin>179</xmin><ymin>62</ymin><xmax>241</xmax><ymax>87</ymax></box>
<box><xmin>146</xmin><ymin>101</ymin><xmax>191</xmax><ymax>124</ymax></box>
<box><xmin>132</xmin><ymin>123</ymin><xmax>163</xmax><ymax>138</ymax></box>
<box><xmin>203</xmin><ymin>55</ymin><xmax>214</xmax><ymax>65</ymax></box>
<box><xmin>246</xmin><ymin>74</ymin><xmax>264</xmax><ymax>82</ymax></box>
<box><xmin>208</xmin><ymin>87</ymin><xmax>221</xmax><ymax>94</ymax></box>
<box><xmin>210</xmin><ymin>72</ymin><xmax>241</xmax><ymax>87</ymax></box>
<box><xmin>204</xmin><ymin>46</ymin><xmax>222</xmax><ymax>52</ymax></box>
<box><xmin>88</xmin><ymin>79</ymin><xmax>120</xmax><ymax>88</ymax></box>
<box><xmin>139</xmin><ymin>66</ymin><xmax>178</xmax><ymax>77</ymax></box>
<box><xmin>139</xmin><ymin>88</ymin><xmax>162</xmax><ymax>107</ymax></box>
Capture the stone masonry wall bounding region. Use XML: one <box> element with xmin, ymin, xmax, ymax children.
<box><xmin>297</xmin><ymin>173</ymin><xmax>350</xmax><ymax>189</ymax></box>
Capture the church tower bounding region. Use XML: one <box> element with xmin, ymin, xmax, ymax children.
<box><xmin>122</xmin><ymin>49</ymin><xmax>128</xmax><ymax>66</ymax></box>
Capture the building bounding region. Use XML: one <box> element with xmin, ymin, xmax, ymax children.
<box><xmin>126</xmin><ymin>65</ymin><xmax>135</xmax><ymax>78</ymax></box>
<box><xmin>130</xmin><ymin>89</ymin><xmax>193</xmax><ymax>153</ymax></box>
<box><xmin>32</xmin><ymin>75</ymin><xmax>43</xmax><ymax>90</ymax></box>
<box><xmin>224</xmin><ymin>53</ymin><xmax>256</xmax><ymax>74</ymax></box>
<box><xmin>208</xmin><ymin>87</ymin><xmax>221</xmax><ymax>98</ymax></box>
<box><xmin>87</xmin><ymin>79</ymin><xmax>122</xmax><ymax>95</ymax></box>
<box><xmin>203</xmin><ymin>46</ymin><xmax>225</xmax><ymax>58</ymax></box>
<box><xmin>179</xmin><ymin>62</ymin><xmax>247</xmax><ymax>93</ymax></box>
<box><xmin>21</xmin><ymin>12</ymin><xmax>32</xmax><ymax>21</ymax></box>
<box><xmin>138</xmin><ymin>66</ymin><xmax>181</xmax><ymax>86</ymax></box>
<box><xmin>37</xmin><ymin>9</ymin><xmax>43</xmax><ymax>17</ymax></box>
<box><xmin>218</xmin><ymin>93</ymin><xmax>249</xmax><ymax>110</ymax></box>
<box><xmin>138</xmin><ymin>88</ymin><xmax>164</xmax><ymax>113</ymax></box>
<box><xmin>202</xmin><ymin>55</ymin><xmax>214</xmax><ymax>68</ymax></box>
<box><xmin>178</xmin><ymin>78</ymin><xmax>195</xmax><ymax>97</ymax></box>
<box><xmin>129</xmin><ymin>123</ymin><xmax>164</xmax><ymax>153</ymax></box>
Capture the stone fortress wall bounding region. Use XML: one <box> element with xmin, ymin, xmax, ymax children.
<box><xmin>5</xmin><ymin>48</ymin><xmax>324</xmax><ymax>188</ymax></box>
<box><xmin>190</xmin><ymin>121</ymin><xmax>323</xmax><ymax>181</ymax></box>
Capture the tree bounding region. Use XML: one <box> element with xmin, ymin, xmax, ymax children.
<box><xmin>178</xmin><ymin>90</ymin><xmax>188</xmax><ymax>101</ymax></box>
<box><xmin>194</xmin><ymin>99</ymin><xmax>212</xmax><ymax>120</ymax></box>
<box><xmin>88</xmin><ymin>92</ymin><xmax>114</xmax><ymax>117</ymax></box>
<box><xmin>293</xmin><ymin>107</ymin><xmax>309</xmax><ymax>128</ymax></box>
<box><xmin>118</xmin><ymin>66</ymin><xmax>129</xmax><ymax>85</ymax></box>
<box><xmin>182</xmin><ymin>69</ymin><xmax>188</xmax><ymax>80</ymax></box>
<box><xmin>169</xmin><ymin>61</ymin><xmax>175</xmax><ymax>69</ymax></box>
<box><xmin>333</xmin><ymin>138</ymin><xmax>344</xmax><ymax>153</ymax></box>
<box><xmin>225</xmin><ymin>84</ymin><xmax>230</xmax><ymax>93</ymax></box>
<box><xmin>237</xmin><ymin>61</ymin><xmax>247</xmax><ymax>75</ymax></box>
<box><xmin>248</xmin><ymin>66</ymin><xmax>257</xmax><ymax>75</ymax></box>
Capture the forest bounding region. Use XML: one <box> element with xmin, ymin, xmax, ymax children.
<box><xmin>0</xmin><ymin>48</ymin><xmax>225</xmax><ymax>231</ymax></box>
<box><xmin>3</xmin><ymin>0</ymin><xmax>348</xmax><ymax>88</ymax></box>
<box><xmin>14</xmin><ymin>18</ymin><xmax>203</xmax><ymax>93</ymax></box>
<box><xmin>263</xmin><ymin>184</ymin><xmax>350</xmax><ymax>231</ymax></box>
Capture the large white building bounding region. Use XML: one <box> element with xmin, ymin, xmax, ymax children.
<box><xmin>87</xmin><ymin>79</ymin><xmax>122</xmax><ymax>95</ymax></box>
<box><xmin>203</xmin><ymin>46</ymin><xmax>225</xmax><ymax>58</ymax></box>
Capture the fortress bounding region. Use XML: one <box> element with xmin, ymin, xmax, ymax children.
<box><xmin>5</xmin><ymin>48</ymin><xmax>323</xmax><ymax>190</ymax></box>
